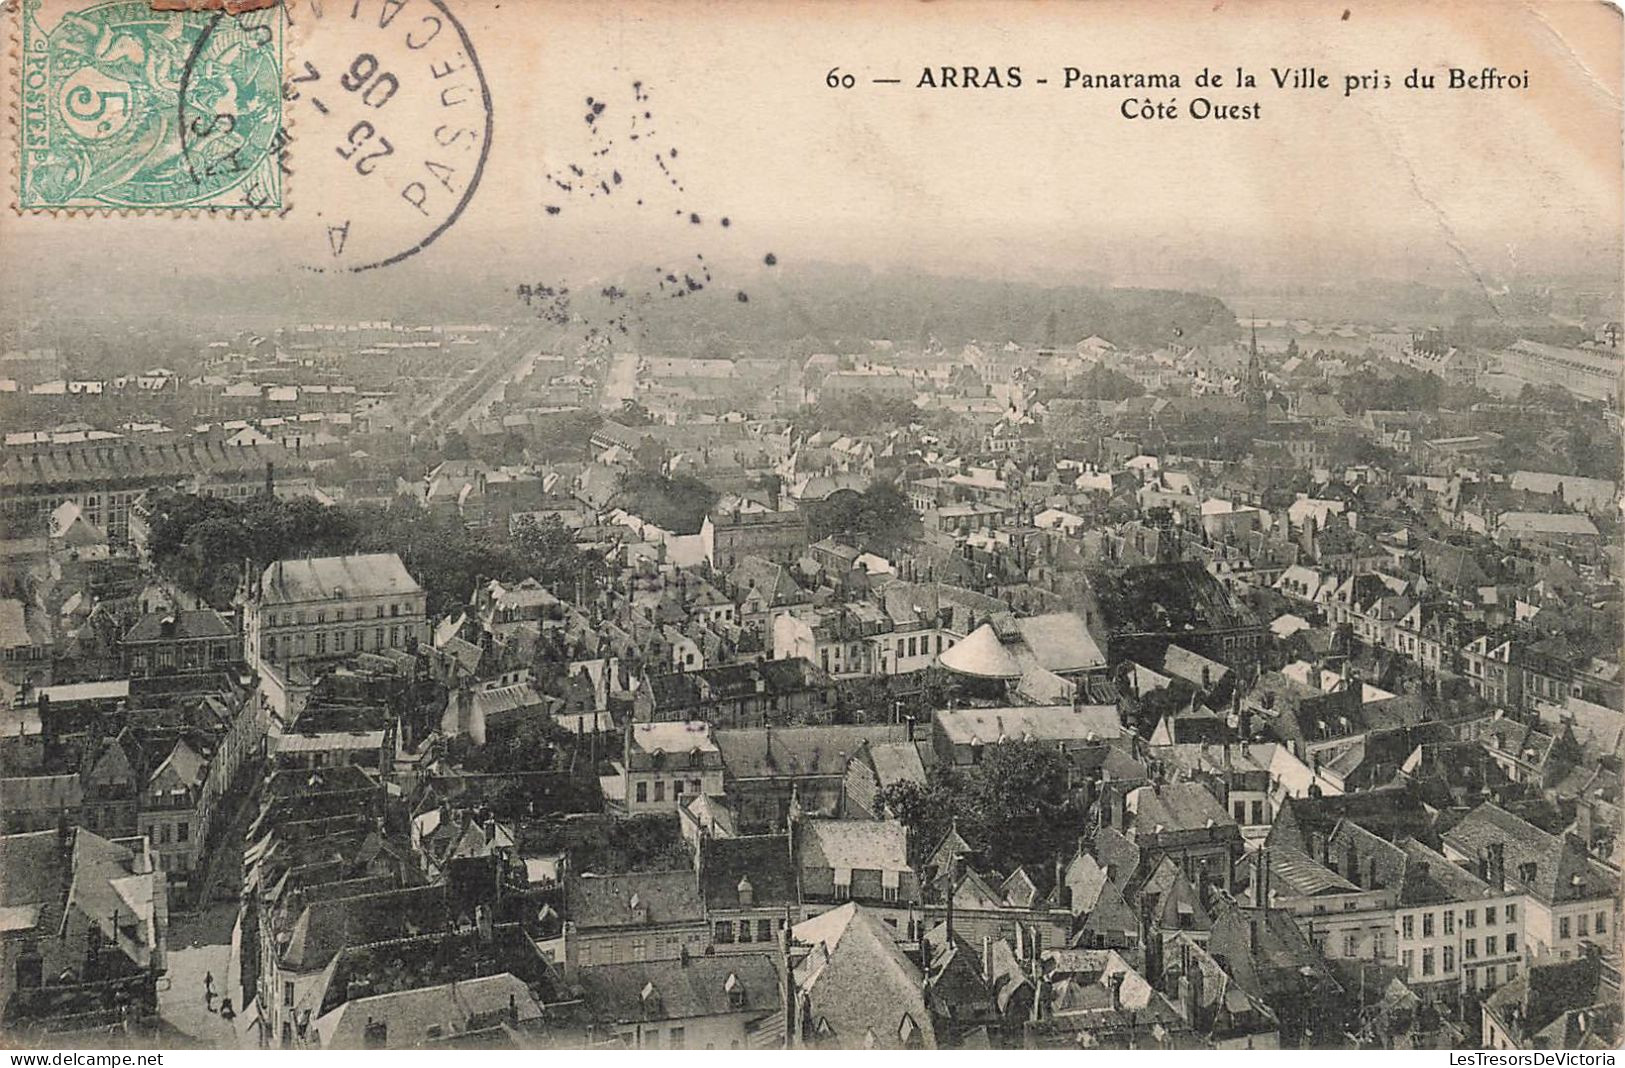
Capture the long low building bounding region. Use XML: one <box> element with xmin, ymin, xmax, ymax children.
<box><xmin>1490</xmin><ymin>341</ymin><xmax>1623</xmax><ymax>404</ymax></box>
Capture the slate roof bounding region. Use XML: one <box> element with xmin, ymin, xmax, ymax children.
<box><xmin>1014</xmin><ymin>613</ymin><xmax>1106</xmax><ymax>674</ymax></box>
<box><xmin>315</xmin><ymin>972</ymin><xmax>543</xmax><ymax>1048</ymax></box>
<box><xmin>799</xmin><ymin>819</ymin><xmax>909</xmax><ymax>874</ymax></box>
<box><xmin>791</xmin><ymin>903</ymin><xmax>934</xmax><ymax>1049</ymax></box>
<box><xmin>1442</xmin><ymin>803</ymin><xmax>1614</xmax><ymax>905</ymax></box>
<box><xmin>575</xmin><ymin>954</ymin><xmax>780</xmax><ymax>1024</ymax></box>
<box><xmin>258</xmin><ymin>553</ymin><xmax>422</xmax><ymax>605</ymax></box>
<box><xmin>123</xmin><ymin>608</ymin><xmax>234</xmax><ymax>643</ymax></box>
<box><xmin>566</xmin><ymin>869</ymin><xmax>704</xmax><ymax>930</ymax></box>
<box><xmin>699</xmin><ymin>834</ymin><xmax>796</xmax><ymax>909</ymax></box>
<box><xmin>1085</xmin><ymin>561</ymin><xmax>1257</xmax><ymax>634</ymax></box>
<box><xmin>714</xmin><ymin>725</ymin><xmax>906</xmax><ymax>780</ymax></box>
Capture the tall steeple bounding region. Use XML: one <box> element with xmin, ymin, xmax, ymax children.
<box><xmin>1246</xmin><ymin>316</ymin><xmax>1266</xmax><ymax>420</ymax></box>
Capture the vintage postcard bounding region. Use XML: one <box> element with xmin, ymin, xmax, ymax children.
<box><xmin>0</xmin><ymin>0</ymin><xmax>1621</xmax><ymax>1055</ymax></box>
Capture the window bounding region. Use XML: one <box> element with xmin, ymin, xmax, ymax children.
<box><xmin>391</xmin><ymin>604</ymin><xmax>400</xmax><ymax>617</ymax></box>
<box><xmin>1401</xmin><ymin>915</ymin><xmax>1414</xmax><ymax>939</ymax></box>
<box><xmin>1443</xmin><ymin>945</ymin><xmax>1454</xmax><ymax>972</ymax></box>
<box><xmin>578</xmin><ymin>943</ymin><xmax>592</xmax><ymax>966</ymax></box>
<box><xmin>1421</xmin><ymin>949</ymin><xmax>1434</xmax><ymax>976</ymax></box>
<box><xmin>1422</xmin><ymin>912</ymin><xmax>1434</xmax><ymax>937</ymax></box>
<box><xmin>1505</xmin><ymin>933</ymin><xmax>1516</xmax><ymax>952</ymax></box>
<box><xmin>178</xmin><ymin>822</ymin><xmax>189</xmax><ymax>842</ymax></box>
<box><xmin>390</xmin><ymin>626</ymin><xmax>401</xmax><ymax>648</ymax></box>
<box><xmin>1343</xmin><ymin>933</ymin><xmax>1358</xmax><ymax>957</ymax></box>
<box><xmin>284</xmin><ymin>981</ymin><xmax>294</xmax><ymax>1007</ymax></box>
<box><xmin>1505</xmin><ymin>962</ymin><xmax>1517</xmax><ymax>981</ymax></box>
<box><xmin>739</xmin><ymin>919</ymin><xmax>753</xmax><ymax>943</ymax></box>
<box><xmin>1401</xmin><ymin>949</ymin><xmax>1413</xmax><ymax>971</ymax></box>
<box><xmin>1466</xmin><ymin>938</ymin><xmax>1477</xmax><ymax>959</ymax></box>
<box><xmin>882</xmin><ymin>883</ymin><xmax>898</xmax><ymax>903</ymax></box>
<box><xmin>1486</xmin><ymin>935</ymin><xmax>1497</xmax><ymax>955</ymax></box>
<box><xmin>1486</xmin><ymin>965</ymin><xmax>1498</xmax><ymax>986</ymax></box>
<box><xmin>159</xmin><ymin>824</ymin><xmax>170</xmax><ymax>845</ymax></box>
<box><xmin>635</xmin><ymin>782</ymin><xmax>648</xmax><ymax>803</ymax></box>
<box><xmin>1251</xmin><ymin>800</ymin><xmax>1264</xmax><ymax>824</ymax></box>
<box><xmin>315</xmin><ymin>632</ymin><xmax>327</xmax><ymax>655</ymax></box>
<box><xmin>1560</xmin><ymin>917</ymin><xmax>1571</xmax><ymax>939</ymax></box>
<box><xmin>1596</xmin><ymin>912</ymin><xmax>1606</xmax><ymax>933</ymax></box>
<box><xmin>714</xmin><ymin>921</ymin><xmax>734</xmax><ymax>943</ymax></box>
<box><xmin>757</xmin><ymin>919</ymin><xmax>773</xmax><ymax>942</ymax></box>
<box><xmin>631</xmin><ymin>938</ymin><xmax>647</xmax><ymax>961</ymax></box>
<box><xmin>896</xmin><ymin>639</ymin><xmax>905</xmax><ymax>658</ymax></box>
<box><xmin>1579</xmin><ymin>914</ymin><xmax>1590</xmax><ymax>937</ymax></box>
<box><xmin>833</xmin><ymin>867</ymin><xmax>852</xmax><ymax>901</ymax></box>
<box><xmin>653</xmin><ymin>781</ymin><xmax>665</xmax><ymax>802</ymax></box>
<box><xmin>674</xmin><ymin>779</ymin><xmax>685</xmax><ymax>799</ymax></box>
<box><xmin>1465</xmin><ymin>909</ymin><xmax>1477</xmax><ymax>929</ymax></box>
<box><xmin>1444</xmin><ymin>910</ymin><xmax>1455</xmax><ymax>935</ymax></box>
<box><xmin>375</xmin><ymin>627</ymin><xmax>385</xmax><ymax>649</ymax></box>
<box><xmin>668</xmin><ymin>1027</ymin><xmax>685</xmax><ymax>1050</ymax></box>
<box><xmin>315</xmin><ymin>610</ymin><xmax>325</xmax><ymax>624</ymax></box>
<box><xmin>1485</xmin><ymin>907</ymin><xmax>1497</xmax><ymax>927</ymax></box>
<box><xmin>1234</xmin><ymin>801</ymin><xmax>1247</xmax><ymax>823</ymax></box>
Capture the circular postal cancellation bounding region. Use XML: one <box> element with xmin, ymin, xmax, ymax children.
<box><xmin>284</xmin><ymin>0</ymin><xmax>492</xmax><ymax>271</ymax></box>
<box><xmin>13</xmin><ymin>0</ymin><xmax>286</xmax><ymax>213</ymax></box>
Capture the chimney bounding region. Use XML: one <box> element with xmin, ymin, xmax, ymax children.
<box><xmin>982</xmin><ymin>935</ymin><xmax>992</xmax><ymax>983</ymax></box>
<box><xmin>1487</xmin><ymin>843</ymin><xmax>1506</xmax><ymax>890</ymax></box>
<box><xmin>1252</xmin><ymin>848</ymin><xmax>1267</xmax><ymax>908</ymax></box>
<box><xmin>1248</xmin><ymin>916</ymin><xmax>1260</xmax><ymax>956</ymax></box>
<box><xmin>1109</xmin><ymin>971</ymin><xmax>1126</xmax><ymax>1013</ymax></box>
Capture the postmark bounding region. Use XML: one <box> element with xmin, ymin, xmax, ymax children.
<box><xmin>16</xmin><ymin>0</ymin><xmax>284</xmax><ymax>211</ymax></box>
<box><xmin>284</xmin><ymin>0</ymin><xmax>492</xmax><ymax>272</ymax></box>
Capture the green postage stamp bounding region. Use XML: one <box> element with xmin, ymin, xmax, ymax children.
<box><xmin>16</xmin><ymin>0</ymin><xmax>285</xmax><ymax>211</ymax></box>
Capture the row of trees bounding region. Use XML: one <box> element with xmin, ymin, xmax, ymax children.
<box><xmin>147</xmin><ymin>490</ymin><xmax>604</xmax><ymax>616</ymax></box>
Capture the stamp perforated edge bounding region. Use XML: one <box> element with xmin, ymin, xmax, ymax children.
<box><xmin>5</xmin><ymin>0</ymin><xmax>294</xmax><ymax>217</ymax></box>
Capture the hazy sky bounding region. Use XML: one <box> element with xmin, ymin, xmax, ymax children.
<box><xmin>4</xmin><ymin>0</ymin><xmax>1620</xmax><ymax>310</ymax></box>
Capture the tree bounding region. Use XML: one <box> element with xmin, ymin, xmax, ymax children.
<box><xmin>881</xmin><ymin>742</ymin><xmax>1088</xmax><ymax>875</ymax></box>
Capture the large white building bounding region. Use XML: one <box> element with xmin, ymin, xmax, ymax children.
<box><xmin>244</xmin><ymin>552</ymin><xmax>427</xmax><ymax>669</ymax></box>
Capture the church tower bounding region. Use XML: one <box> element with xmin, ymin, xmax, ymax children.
<box><xmin>1245</xmin><ymin>318</ymin><xmax>1266</xmax><ymax>421</ymax></box>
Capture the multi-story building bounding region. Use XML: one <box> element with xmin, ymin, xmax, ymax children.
<box><xmin>121</xmin><ymin>609</ymin><xmax>240</xmax><ymax>677</ymax></box>
<box><xmin>0</xmin><ymin>438</ymin><xmax>296</xmax><ymax>542</ymax></box>
<box><xmin>702</xmin><ymin>504</ymin><xmax>808</xmax><ymax>570</ymax></box>
<box><xmin>615</xmin><ymin>721</ymin><xmax>726</xmax><ymax>815</ymax></box>
<box><xmin>1442</xmin><ymin>804</ymin><xmax>1618</xmax><ymax>964</ymax></box>
<box><xmin>243</xmin><ymin>552</ymin><xmax>427</xmax><ymax>669</ymax></box>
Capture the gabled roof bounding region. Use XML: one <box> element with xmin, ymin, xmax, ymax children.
<box><xmin>791</xmin><ymin>903</ymin><xmax>934</xmax><ymax>1049</ymax></box>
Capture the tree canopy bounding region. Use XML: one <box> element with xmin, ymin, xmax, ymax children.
<box><xmin>879</xmin><ymin>741</ymin><xmax>1087</xmax><ymax>876</ymax></box>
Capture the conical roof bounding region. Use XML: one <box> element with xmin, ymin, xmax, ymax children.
<box><xmin>939</xmin><ymin>622</ymin><xmax>1023</xmax><ymax>680</ymax></box>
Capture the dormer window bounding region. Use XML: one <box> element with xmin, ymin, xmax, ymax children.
<box><xmin>724</xmin><ymin>972</ymin><xmax>745</xmax><ymax>1010</ymax></box>
<box><xmin>737</xmin><ymin>875</ymin><xmax>754</xmax><ymax>907</ymax></box>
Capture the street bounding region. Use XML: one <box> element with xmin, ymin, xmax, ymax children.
<box><xmin>158</xmin><ymin>904</ymin><xmax>239</xmax><ymax>1049</ymax></box>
